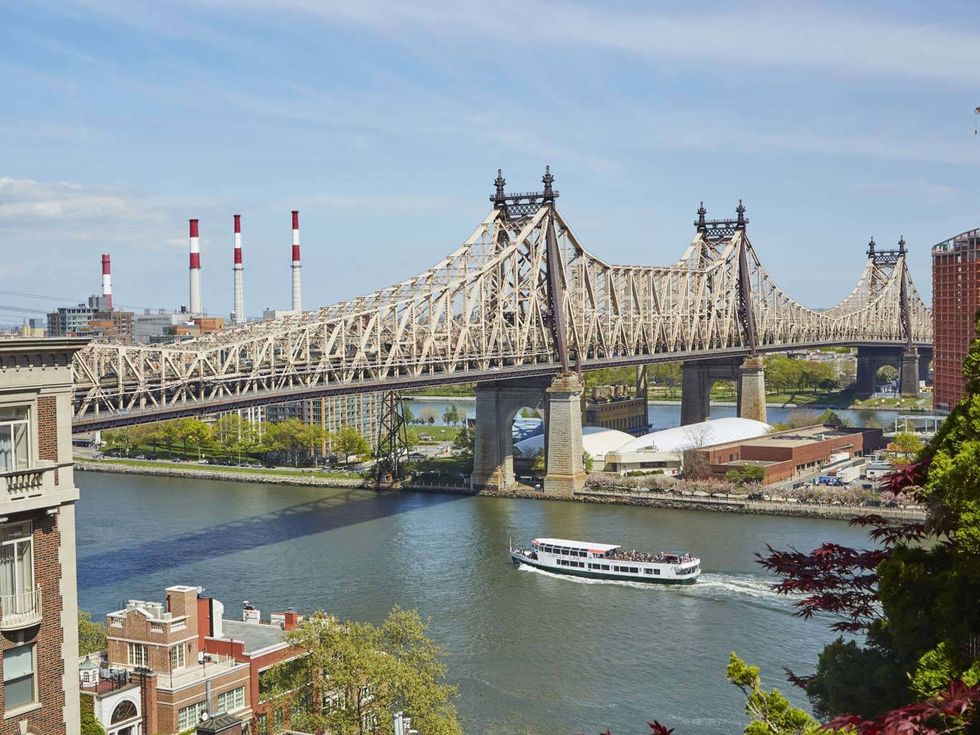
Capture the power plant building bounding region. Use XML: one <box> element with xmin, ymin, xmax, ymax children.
<box><xmin>932</xmin><ymin>227</ymin><xmax>980</xmax><ymax>411</ymax></box>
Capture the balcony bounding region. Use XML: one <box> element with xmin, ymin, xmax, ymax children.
<box><xmin>0</xmin><ymin>461</ymin><xmax>66</xmax><ymax>504</ymax></box>
<box><xmin>0</xmin><ymin>586</ymin><xmax>42</xmax><ymax>630</ymax></box>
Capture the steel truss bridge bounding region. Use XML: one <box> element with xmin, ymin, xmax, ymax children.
<box><xmin>71</xmin><ymin>170</ymin><xmax>931</xmax><ymax>431</ymax></box>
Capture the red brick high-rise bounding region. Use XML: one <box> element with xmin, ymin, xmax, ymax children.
<box><xmin>932</xmin><ymin>227</ymin><xmax>980</xmax><ymax>411</ymax></box>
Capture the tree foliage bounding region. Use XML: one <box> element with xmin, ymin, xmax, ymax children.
<box><xmin>330</xmin><ymin>426</ymin><xmax>370</xmax><ymax>464</ymax></box>
<box><xmin>80</xmin><ymin>693</ymin><xmax>107</xmax><ymax>735</ymax></box>
<box><xmin>78</xmin><ymin>610</ymin><xmax>106</xmax><ymax>656</ymax></box>
<box><xmin>726</xmin><ymin>465</ymin><xmax>765</xmax><ymax>485</ymax></box>
<box><xmin>263</xmin><ymin>608</ymin><xmax>461</xmax><ymax>735</ymax></box>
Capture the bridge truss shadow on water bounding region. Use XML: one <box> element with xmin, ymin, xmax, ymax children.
<box><xmin>77</xmin><ymin>488</ymin><xmax>466</xmax><ymax>589</ymax></box>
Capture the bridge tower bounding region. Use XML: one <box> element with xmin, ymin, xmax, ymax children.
<box><xmin>854</xmin><ymin>237</ymin><xmax>922</xmax><ymax>397</ymax></box>
<box><xmin>472</xmin><ymin>168</ymin><xmax>586</xmax><ymax>495</ymax></box>
<box><xmin>679</xmin><ymin>201</ymin><xmax>768</xmax><ymax>425</ymax></box>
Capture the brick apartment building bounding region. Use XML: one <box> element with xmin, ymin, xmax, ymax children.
<box><xmin>0</xmin><ymin>338</ymin><xmax>88</xmax><ymax>735</ymax></box>
<box><xmin>932</xmin><ymin>227</ymin><xmax>980</xmax><ymax>411</ymax></box>
<box><xmin>101</xmin><ymin>587</ymin><xmax>301</xmax><ymax>734</ymax></box>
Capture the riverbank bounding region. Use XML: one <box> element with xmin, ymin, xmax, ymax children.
<box><xmin>75</xmin><ymin>459</ymin><xmax>365</xmax><ymax>487</ymax></box>
<box><xmin>77</xmin><ymin>459</ymin><xmax>925</xmax><ymax>521</ymax></box>
<box><xmin>407</xmin><ymin>484</ymin><xmax>926</xmax><ymax>521</ymax></box>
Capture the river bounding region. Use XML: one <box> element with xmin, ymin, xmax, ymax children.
<box><xmin>406</xmin><ymin>397</ymin><xmax>908</xmax><ymax>431</ymax></box>
<box><xmin>76</xmin><ymin>473</ymin><xmax>874</xmax><ymax>734</ymax></box>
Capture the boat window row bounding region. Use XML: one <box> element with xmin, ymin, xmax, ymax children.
<box><xmin>556</xmin><ymin>559</ymin><xmax>586</xmax><ymax>568</ymax></box>
<box><xmin>588</xmin><ymin>563</ymin><xmax>611</xmax><ymax>571</ymax></box>
<box><xmin>537</xmin><ymin>544</ymin><xmax>588</xmax><ymax>557</ymax></box>
<box><xmin>613</xmin><ymin>565</ymin><xmax>640</xmax><ymax>574</ymax></box>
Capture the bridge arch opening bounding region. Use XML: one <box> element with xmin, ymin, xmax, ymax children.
<box><xmin>511</xmin><ymin>405</ymin><xmax>545</xmax><ymax>486</ymax></box>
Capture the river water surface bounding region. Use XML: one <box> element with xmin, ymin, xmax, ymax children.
<box><xmin>77</xmin><ymin>473</ymin><xmax>873</xmax><ymax>734</ymax></box>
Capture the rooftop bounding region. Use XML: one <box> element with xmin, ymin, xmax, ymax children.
<box><xmin>221</xmin><ymin>619</ymin><xmax>288</xmax><ymax>654</ymax></box>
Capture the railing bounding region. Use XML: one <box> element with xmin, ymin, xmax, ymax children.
<box><xmin>0</xmin><ymin>586</ymin><xmax>42</xmax><ymax>630</ymax></box>
<box><xmin>0</xmin><ymin>461</ymin><xmax>60</xmax><ymax>502</ymax></box>
<box><xmin>81</xmin><ymin>670</ymin><xmax>136</xmax><ymax>695</ymax></box>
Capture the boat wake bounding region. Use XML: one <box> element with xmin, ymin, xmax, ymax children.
<box><xmin>516</xmin><ymin>563</ymin><xmax>797</xmax><ymax>605</ymax></box>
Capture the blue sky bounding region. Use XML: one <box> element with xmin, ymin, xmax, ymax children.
<box><xmin>1</xmin><ymin>1</ymin><xmax>978</xmax><ymax>323</ymax></box>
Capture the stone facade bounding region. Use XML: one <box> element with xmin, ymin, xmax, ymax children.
<box><xmin>543</xmin><ymin>374</ymin><xmax>586</xmax><ymax>495</ymax></box>
<box><xmin>0</xmin><ymin>338</ymin><xmax>88</xmax><ymax>735</ymax></box>
<box><xmin>737</xmin><ymin>356</ymin><xmax>767</xmax><ymax>424</ymax></box>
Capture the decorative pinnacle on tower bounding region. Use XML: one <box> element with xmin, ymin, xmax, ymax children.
<box><xmin>542</xmin><ymin>166</ymin><xmax>555</xmax><ymax>202</ymax></box>
<box><xmin>735</xmin><ymin>199</ymin><xmax>746</xmax><ymax>230</ymax></box>
<box><xmin>493</xmin><ymin>169</ymin><xmax>506</xmax><ymax>206</ymax></box>
<box><xmin>898</xmin><ymin>236</ymin><xmax>906</xmax><ymax>255</ymax></box>
<box><xmin>867</xmin><ymin>236</ymin><xmax>876</xmax><ymax>258</ymax></box>
<box><xmin>696</xmin><ymin>202</ymin><xmax>707</xmax><ymax>232</ymax></box>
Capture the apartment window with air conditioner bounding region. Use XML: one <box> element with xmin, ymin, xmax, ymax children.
<box><xmin>3</xmin><ymin>643</ymin><xmax>36</xmax><ymax>710</ymax></box>
<box><xmin>0</xmin><ymin>522</ymin><xmax>34</xmax><ymax>610</ymax></box>
<box><xmin>0</xmin><ymin>407</ymin><xmax>30</xmax><ymax>473</ymax></box>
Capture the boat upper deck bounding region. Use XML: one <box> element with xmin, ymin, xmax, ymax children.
<box><xmin>533</xmin><ymin>538</ymin><xmax>621</xmax><ymax>554</ymax></box>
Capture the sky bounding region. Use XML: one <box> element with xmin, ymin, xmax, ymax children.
<box><xmin>1</xmin><ymin>0</ymin><xmax>978</xmax><ymax>324</ymax></box>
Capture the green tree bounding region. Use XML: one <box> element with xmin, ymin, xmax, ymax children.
<box><xmin>890</xmin><ymin>430</ymin><xmax>924</xmax><ymax>458</ymax></box>
<box><xmin>175</xmin><ymin>418</ymin><xmax>212</xmax><ymax>459</ymax></box>
<box><xmin>80</xmin><ymin>693</ymin><xmax>106</xmax><ymax>735</ymax></box>
<box><xmin>78</xmin><ymin>610</ymin><xmax>106</xmax><ymax>656</ymax></box>
<box><xmin>330</xmin><ymin>426</ymin><xmax>370</xmax><ymax>465</ymax></box>
<box><xmin>401</xmin><ymin>403</ymin><xmax>415</xmax><ymax>426</ymax></box>
<box><xmin>263</xmin><ymin>608</ymin><xmax>461</xmax><ymax>735</ymax></box>
<box><xmin>451</xmin><ymin>427</ymin><xmax>474</xmax><ymax>462</ymax></box>
<box><xmin>817</xmin><ymin>409</ymin><xmax>848</xmax><ymax>427</ymax></box>
<box><xmin>442</xmin><ymin>404</ymin><xmax>461</xmax><ymax>427</ymax></box>
<box><xmin>726</xmin><ymin>654</ymin><xmax>822</xmax><ymax>735</ymax></box>
<box><xmin>877</xmin><ymin>364</ymin><xmax>899</xmax><ymax>385</ymax></box>
<box><xmin>582</xmin><ymin>451</ymin><xmax>594</xmax><ymax>473</ymax></box>
<box><xmin>797</xmin><ymin>319</ymin><xmax>980</xmax><ymax>719</ymax></box>
<box><xmin>725</xmin><ymin>465</ymin><xmax>765</xmax><ymax>485</ymax></box>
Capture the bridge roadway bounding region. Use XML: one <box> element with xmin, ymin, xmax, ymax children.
<box><xmin>66</xmin><ymin>172</ymin><xmax>932</xmax><ymax>492</ymax></box>
<box><xmin>69</xmin><ymin>339</ymin><xmax>929</xmax><ymax>432</ymax></box>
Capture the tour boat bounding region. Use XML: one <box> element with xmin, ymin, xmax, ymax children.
<box><xmin>509</xmin><ymin>537</ymin><xmax>701</xmax><ymax>584</ymax></box>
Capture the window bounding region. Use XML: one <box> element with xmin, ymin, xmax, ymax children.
<box><xmin>257</xmin><ymin>714</ymin><xmax>268</xmax><ymax>735</ymax></box>
<box><xmin>3</xmin><ymin>644</ymin><xmax>35</xmax><ymax>709</ymax></box>
<box><xmin>216</xmin><ymin>686</ymin><xmax>245</xmax><ymax>713</ymax></box>
<box><xmin>111</xmin><ymin>700</ymin><xmax>138</xmax><ymax>724</ymax></box>
<box><xmin>362</xmin><ymin>710</ymin><xmax>380</xmax><ymax>732</ymax></box>
<box><xmin>127</xmin><ymin>643</ymin><xmax>147</xmax><ymax>667</ymax></box>
<box><xmin>177</xmin><ymin>701</ymin><xmax>207</xmax><ymax>731</ymax></box>
<box><xmin>0</xmin><ymin>523</ymin><xmax>33</xmax><ymax>606</ymax></box>
<box><xmin>169</xmin><ymin>644</ymin><xmax>185</xmax><ymax>670</ymax></box>
<box><xmin>0</xmin><ymin>407</ymin><xmax>30</xmax><ymax>473</ymax></box>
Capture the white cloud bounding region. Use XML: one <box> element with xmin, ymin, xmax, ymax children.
<box><xmin>0</xmin><ymin>177</ymin><xmax>136</xmax><ymax>223</ymax></box>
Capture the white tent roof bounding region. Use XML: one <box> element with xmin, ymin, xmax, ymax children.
<box><xmin>616</xmin><ymin>417</ymin><xmax>772</xmax><ymax>454</ymax></box>
<box><xmin>514</xmin><ymin>426</ymin><xmax>636</xmax><ymax>458</ymax></box>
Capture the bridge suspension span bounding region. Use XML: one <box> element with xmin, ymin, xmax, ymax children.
<box><xmin>70</xmin><ymin>170</ymin><xmax>931</xmax><ymax>430</ymax></box>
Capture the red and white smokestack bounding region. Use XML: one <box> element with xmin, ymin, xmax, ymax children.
<box><xmin>101</xmin><ymin>253</ymin><xmax>113</xmax><ymax>310</ymax></box>
<box><xmin>189</xmin><ymin>218</ymin><xmax>202</xmax><ymax>314</ymax></box>
<box><xmin>291</xmin><ymin>210</ymin><xmax>302</xmax><ymax>311</ymax></box>
<box><xmin>232</xmin><ymin>214</ymin><xmax>245</xmax><ymax>324</ymax></box>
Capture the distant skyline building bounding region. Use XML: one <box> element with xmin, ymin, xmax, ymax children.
<box><xmin>931</xmin><ymin>227</ymin><xmax>980</xmax><ymax>411</ymax></box>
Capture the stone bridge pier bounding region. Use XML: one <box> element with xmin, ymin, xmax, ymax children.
<box><xmin>680</xmin><ymin>355</ymin><xmax>768</xmax><ymax>425</ymax></box>
<box><xmin>856</xmin><ymin>345</ymin><xmax>926</xmax><ymax>397</ymax></box>
<box><xmin>472</xmin><ymin>374</ymin><xmax>586</xmax><ymax>495</ymax></box>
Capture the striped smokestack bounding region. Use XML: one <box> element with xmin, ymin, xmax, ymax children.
<box><xmin>189</xmin><ymin>218</ymin><xmax>202</xmax><ymax>315</ymax></box>
<box><xmin>232</xmin><ymin>214</ymin><xmax>245</xmax><ymax>324</ymax></box>
<box><xmin>101</xmin><ymin>253</ymin><xmax>113</xmax><ymax>310</ymax></box>
<box><xmin>291</xmin><ymin>210</ymin><xmax>302</xmax><ymax>311</ymax></box>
